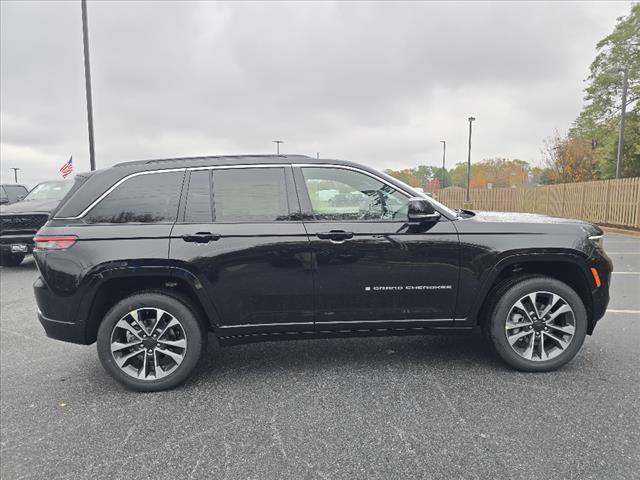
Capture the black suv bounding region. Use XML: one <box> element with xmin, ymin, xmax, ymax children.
<box><xmin>1</xmin><ymin>180</ymin><xmax>72</xmax><ymax>266</ymax></box>
<box><xmin>0</xmin><ymin>184</ymin><xmax>28</xmax><ymax>205</ymax></box>
<box><xmin>33</xmin><ymin>155</ymin><xmax>612</xmax><ymax>391</ymax></box>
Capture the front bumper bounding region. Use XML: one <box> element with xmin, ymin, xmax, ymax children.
<box><xmin>587</xmin><ymin>248</ymin><xmax>613</xmax><ymax>334</ymax></box>
<box><xmin>0</xmin><ymin>233</ymin><xmax>35</xmax><ymax>255</ymax></box>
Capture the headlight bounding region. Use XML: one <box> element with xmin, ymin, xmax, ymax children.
<box><xmin>589</xmin><ymin>234</ymin><xmax>604</xmax><ymax>249</ymax></box>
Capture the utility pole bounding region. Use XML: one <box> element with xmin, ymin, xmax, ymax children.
<box><xmin>11</xmin><ymin>168</ymin><xmax>20</xmax><ymax>183</ymax></box>
<box><xmin>81</xmin><ymin>0</ymin><xmax>96</xmax><ymax>171</ymax></box>
<box><xmin>615</xmin><ymin>66</ymin><xmax>629</xmax><ymax>178</ymax></box>
<box><xmin>439</xmin><ymin>140</ymin><xmax>446</xmax><ymax>188</ymax></box>
<box><xmin>272</xmin><ymin>140</ymin><xmax>284</xmax><ymax>155</ymax></box>
<box><xmin>466</xmin><ymin>117</ymin><xmax>476</xmax><ymax>204</ymax></box>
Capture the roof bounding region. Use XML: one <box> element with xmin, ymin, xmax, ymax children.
<box><xmin>113</xmin><ymin>154</ymin><xmax>313</xmax><ymax>168</ymax></box>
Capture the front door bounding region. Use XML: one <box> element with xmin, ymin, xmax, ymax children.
<box><xmin>169</xmin><ymin>166</ymin><xmax>314</xmax><ymax>328</ymax></box>
<box><xmin>295</xmin><ymin>166</ymin><xmax>459</xmax><ymax>327</ymax></box>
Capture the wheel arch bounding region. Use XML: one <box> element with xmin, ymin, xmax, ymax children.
<box><xmin>81</xmin><ymin>266</ymin><xmax>220</xmax><ymax>344</ymax></box>
<box><xmin>470</xmin><ymin>252</ymin><xmax>596</xmax><ymax>333</ymax></box>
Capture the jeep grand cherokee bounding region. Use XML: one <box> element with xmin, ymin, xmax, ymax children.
<box><xmin>32</xmin><ymin>155</ymin><xmax>612</xmax><ymax>391</ymax></box>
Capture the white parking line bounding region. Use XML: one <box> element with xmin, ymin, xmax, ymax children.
<box><xmin>612</xmin><ymin>272</ymin><xmax>640</xmax><ymax>274</ymax></box>
<box><xmin>607</xmin><ymin>252</ymin><xmax>640</xmax><ymax>254</ymax></box>
<box><xmin>606</xmin><ymin>309</ymin><xmax>640</xmax><ymax>314</ymax></box>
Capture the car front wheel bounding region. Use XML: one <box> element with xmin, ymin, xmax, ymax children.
<box><xmin>487</xmin><ymin>276</ymin><xmax>587</xmax><ymax>372</ymax></box>
<box><xmin>0</xmin><ymin>252</ymin><xmax>25</xmax><ymax>267</ymax></box>
<box><xmin>97</xmin><ymin>292</ymin><xmax>205</xmax><ymax>391</ymax></box>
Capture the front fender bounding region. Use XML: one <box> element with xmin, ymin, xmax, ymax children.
<box><xmin>458</xmin><ymin>249</ymin><xmax>592</xmax><ymax>323</ymax></box>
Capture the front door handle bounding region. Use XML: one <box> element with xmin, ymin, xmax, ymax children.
<box><xmin>316</xmin><ymin>230</ymin><xmax>354</xmax><ymax>243</ymax></box>
<box><xmin>181</xmin><ymin>232</ymin><xmax>221</xmax><ymax>243</ymax></box>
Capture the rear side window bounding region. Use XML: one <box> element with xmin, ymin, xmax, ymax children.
<box><xmin>212</xmin><ymin>168</ymin><xmax>289</xmax><ymax>222</ymax></box>
<box><xmin>85</xmin><ymin>171</ymin><xmax>184</xmax><ymax>224</ymax></box>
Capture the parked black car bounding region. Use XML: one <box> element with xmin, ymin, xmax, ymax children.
<box><xmin>32</xmin><ymin>155</ymin><xmax>612</xmax><ymax>391</ymax></box>
<box><xmin>0</xmin><ymin>184</ymin><xmax>29</xmax><ymax>205</ymax></box>
<box><xmin>0</xmin><ymin>180</ymin><xmax>73</xmax><ymax>266</ymax></box>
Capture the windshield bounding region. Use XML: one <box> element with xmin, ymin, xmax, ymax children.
<box><xmin>24</xmin><ymin>181</ymin><xmax>73</xmax><ymax>201</ymax></box>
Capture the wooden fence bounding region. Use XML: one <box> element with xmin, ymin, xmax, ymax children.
<box><xmin>436</xmin><ymin>177</ymin><xmax>640</xmax><ymax>229</ymax></box>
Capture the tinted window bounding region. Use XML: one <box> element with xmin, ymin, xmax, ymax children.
<box><xmin>184</xmin><ymin>170</ymin><xmax>213</xmax><ymax>223</ymax></box>
<box><xmin>4</xmin><ymin>185</ymin><xmax>27</xmax><ymax>194</ymax></box>
<box><xmin>212</xmin><ymin>168</ymin><xmax>289</xmax><ymax>222</ymax></box>
<box><xmin>301</xmin><ymin>167</ymin><xmax>408</xmax><ymax>221</ymax></box>
<box><xmin>85</xmin><ymin>171</ymin><xmax>183</xmax><ymax>224</ymax></box>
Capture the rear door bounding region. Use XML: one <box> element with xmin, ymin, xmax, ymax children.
<box><xmin>169</xmin><ymin>166</ymin><xmax>314</xmax><ymax>328</ymax></box>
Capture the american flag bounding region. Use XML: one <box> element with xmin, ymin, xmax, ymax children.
<box><xmin>60</xmin><ymin>156</ymin><xmax>73</xmax><ymax>178</ymax></box>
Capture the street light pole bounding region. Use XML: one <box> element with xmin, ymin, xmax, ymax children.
<box><xmin>272</xmin><ymin>140</ymin><xmax>284</xmax><ymax>155</ymax></box>
<box><xmin>11</xmin><ymin>168</ymin><xmax>20</xmax><ymax>183</ymax></box>
<box><xmin>439</xmin><ymin>140</ymin><xmax>446</xmax><ymax>188</ymax></box>
<box><xmin>81</xmin><ymin>0</ymin><xmax>96</xmax><ymax>171</ymax></box>
<box><xmin>466</xmin><ymin>117</ymin><xmax>476</xmax><ymax>204</ymax></box>
<box><xmin>615</xmin><ymin>66</ymin><xmax>629</xmax><ymax>179</ymax></box>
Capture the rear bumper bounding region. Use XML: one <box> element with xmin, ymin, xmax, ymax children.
<box><xmin>38</xmin><ymin>311</ymin><xmax>87</xmax><ymax>344</ymax></box>
<box><xmin>34</xmin><ymin>276</ymin><xmax>88</xmax><ymax>344</ymax></box>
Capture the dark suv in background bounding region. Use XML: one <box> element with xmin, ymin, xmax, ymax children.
<box><xmin>32</xmin><ymin>155</ymin><xmax>612</xmax><ymax>391</ymax></box>
<box><xmin>0</xmin><ymin>184</ymin><xmax>28</xmax><ymax>205</ymax></box>
<box><xmin>0</xmin><ymin>180</ymin><xmax>72</xmax><ymax>266</ymax></box>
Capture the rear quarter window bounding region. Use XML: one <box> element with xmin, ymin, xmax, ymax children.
<box><xmin>84</xmin><ymin>171</ymin><xmax>184</xmax><ymax>224</ymax></box>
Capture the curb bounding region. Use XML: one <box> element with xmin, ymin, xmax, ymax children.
<box><xmin>600</xmin><ymin>226</ymin><xmax>640</xmax><ymax>238</ymax></box>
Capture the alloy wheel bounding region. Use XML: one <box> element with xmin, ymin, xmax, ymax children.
<box><xmin>505</xmin><ymin>291</ymin><xmax>575</xmax><ymax>362</ymax></box>
<box><xmin>110</xmin><ymin>308</ymin><xmax>188</xmax><ymax>380</ymax></box>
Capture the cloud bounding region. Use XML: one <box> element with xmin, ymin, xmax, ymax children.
<box><xmin>0</xmin><ymin>0</ymin><xmax>632</xmax><ymax>186</ymax></box>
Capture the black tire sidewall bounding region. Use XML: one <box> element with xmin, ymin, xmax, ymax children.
<box><xmin>97</xmin><ymin>292</ymin><xmax>204</xmax><ymax>392</ymax></box>
<box><xmin>0</xmin><ymin>252</ymin><xmax>25</xmax><ymax>267</ymax></box>
<box><xmin>488</xmin><ymin>277</ymin><xmax>587</xmax><ymax>372</ymax></box>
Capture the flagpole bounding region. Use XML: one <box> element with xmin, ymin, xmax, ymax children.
<box><xmin>81</xmin><ymin>0</ymin><xmax>96</xmax><ymax>171</ymax></box>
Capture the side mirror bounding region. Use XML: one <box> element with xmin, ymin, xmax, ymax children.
<box><xmin>407</xmin><ymin>197</ymin><xmax>440</xmax><ymax>223</ymax></box>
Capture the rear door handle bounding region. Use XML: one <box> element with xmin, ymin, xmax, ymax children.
<box><xmin>316</xmin><ymin>230</ymin><xmax>354</xmax><ymax>243</ymax></box>
<box><xmin>181</xmin><ymin>232</ymin><xmax>221</xmax><ymax>243</ymax></box>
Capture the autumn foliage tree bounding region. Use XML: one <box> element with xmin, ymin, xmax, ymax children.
<box><xmin>543</xmin><ymin>132</ymin><xmax>598</xmax><ymax>183</ymax></box>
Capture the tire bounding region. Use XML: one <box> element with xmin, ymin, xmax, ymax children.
<box><xmin>97</xmin><ymin>291</ymin><xmax>205</xmax><ymax>391</ymax></box>
<box><xmin>486</xmin><ymin>276</ymin><xmax>587</xmax><ymax>372</ymax></box>
<box><xmin>0</xmin><ymin>252</ymin><xmax>25</xmax><ymax>267</ymax></box>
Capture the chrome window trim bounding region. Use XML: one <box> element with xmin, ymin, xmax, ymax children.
<box><xmin>55</xmin><ymin>167</ymin><xmax>188</xmax><ymax>220</ymax></box>
<box><xmin>55</xmin><ymin>163</ymin><xmax>410</xmax><ymax>221</ymax></box>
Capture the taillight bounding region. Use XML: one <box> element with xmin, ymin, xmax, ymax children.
<box><xmin>33</xmin><ymin>235</ymin><xmax>78</xmax><ymax>250</ymax></box>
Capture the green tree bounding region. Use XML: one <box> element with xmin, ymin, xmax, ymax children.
<box><xmin>572</xmin><ymin>3</ymin><xmax>640</xmax><ymax>178</ymax></box>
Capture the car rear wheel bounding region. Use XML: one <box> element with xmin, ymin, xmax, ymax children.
<box><xmin>0</xmin><ymin>252</ymin><xmax>25</xmax><ymax>267</ymax></box>
<box><xmin>486</xmin><ymin>276</ymin><xmax>587</xmax><ymax>372</ymax></box>
<box><xmin>97</xmin><ymin>292</ymin><xmax>205</xmax><ymax>391</ymax></box>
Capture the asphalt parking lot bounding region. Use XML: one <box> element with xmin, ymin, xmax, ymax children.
<box><xmin>1</xmin><ymin>232</ymin><xmax>639</xmax><ymax>480</ymax></box>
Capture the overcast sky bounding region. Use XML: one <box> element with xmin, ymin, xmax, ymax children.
<box><xmin>0</xmin><ymin>1</ymin><xmax>633</xmax><ymax>187</ymax></box>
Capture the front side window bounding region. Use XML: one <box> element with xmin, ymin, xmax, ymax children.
<box><xmin>301</xmin><ymin>167</ymin><xmax>408</xmax><ymax>221</ymax></box>
<box><xmin>211</xmin><ymin>168</ymin><xmax>290</xmax><ymax>222</ymax></box>
<box><xmin>85</xmin><ymin>171</ymin><xmax>183</xmax><ymax>224</ymax></box>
